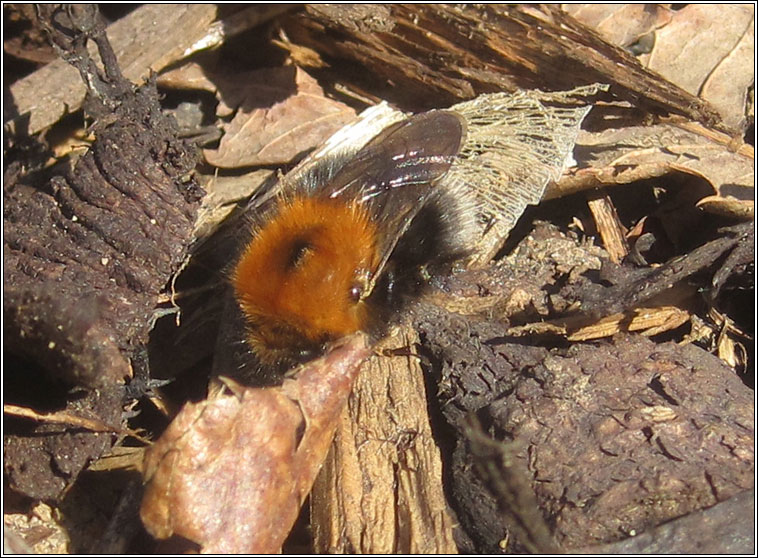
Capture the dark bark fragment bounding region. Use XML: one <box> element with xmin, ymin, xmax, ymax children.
<box><xmin>581</xmin><ymin>221</ymin><xmax>754</xmax><ymax>317</ymax></box>
<box><xmin>412</xmin><ymin>220</ymin><xmax>753</xmax><ymax>552</ymax></box>
<box><xmin>4</xmin><ymin>5</ymin><xmax>202</xmax><ymax>501</ymax></box>
<box><xmin>582</xmin><ymin>488</ymin><xmax>754</xmax><ymax>554</ymax></box>
<box><xmin>3</xmin><ymin>384</ymin><xmax>123</xmax><ymax>500</ymax></box>
<box><xmin>417</xmin><ymin>299</ymin><xmax>753</xmax><ymax>551</ymax></box>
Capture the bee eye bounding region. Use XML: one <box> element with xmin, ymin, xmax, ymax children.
<box><xmin>298</xmin><ymin>347</ymin><xmax>316</xmax><ymax>361</ymax></box>
<box><xmin>349</xmin><ymin>284</ymin><xmax>362</xmax><ymax>303</ymax></box>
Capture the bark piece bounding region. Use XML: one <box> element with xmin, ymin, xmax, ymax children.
<box><xmin>284</xmin><ymin>4</ymin><xmax>728</xmax><ymax>133</ymax></box>
<box><xmin>586</xmin><ymin>191</ymin><xmax>629</xmax><ymax>263</ymax></box>
<box><xmin>581</xmin><ymin>222</ymin><xmax>753</xmax><ymax>317</ymax></box>
<box><xmin>310</xmin><ymin>328</ymin><xmax>458</xmax><ymax>554</ymax></box>
<box><xmin>581</xmin><ymin>488</ymin><xmax>754</xmax><ymax>554</ymax></box>
<box><xmin>417</xmin><ymin>299</ymin><xmax>754</xmax><ymax>550</ymax></box>
<box><xmin>6</xmin><ymin>4</ymin><xmax>218</xmax><ymax>135</ymax></box>
<box><xmin>4</xmin><ymin>385</ymin><xmax>123</xmax><ymax>501</ymax></box>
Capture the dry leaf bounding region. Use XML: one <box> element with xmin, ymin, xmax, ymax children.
<box><xmin>203</xmin><ymin>66</ymin><xmax>356</xmax><ymax>168</ymax></box>
<box><xmin>555</xmin><ymin>123</ymin><xmax>754</xmax><ymax>203</ymax></box>
<box><xmin>192</xmin><ymin>170</ymin><xmax>274</xmax><ymax>240</ymax></box>
<box><xmin>446</xmin><ymin>85</ymin><xmax>605</xmax><ymax>264</ymax></box>
<box><xmin>566</xmin><ymin>4</ymin><xmax>753</xmax><ymax>131</ymax></box>
<box><xmin>640</xmin><ymin>4</ymin><xmax>754</xmax><ymax>130</ymax></box>
<box><xmin>563</xmin><ymin>4</ymin><xmax>673</xmax><ymax>48</ymax></box>
<box><xmin>696</xmin><ymin>195</ymin><xmax>754</xmax><ymax>221</ymax></box>
<box><xmin>157</xmin><ymin>61</ymin><xmax>219</xmax><ymax>94</ymax></box>
<box><xmin>7</xmin><ymin>4</ymin><xmax>220</xmax><ymax>135</ymax></box>
<box><xmin>140</xmin><ymin>335</ymin><xmax>369</xmax><ymax>553</ymax></box>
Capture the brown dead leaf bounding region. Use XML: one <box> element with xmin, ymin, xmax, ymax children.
<box><xmin>553</xmin><ymin>123</ymin><xmax>754</xmax><ymax>205</ymax></box>
<box><xmin>140</xmin><ymin>334</ymin><xmax>369</xmax><ymax>553</ymax></box>
<box><xmin>696</xmin><ymin>195</ymin><xmax>754</xmax><ymax>221</ymax></box>
<box><xmin>563</xmin><ymin>4</ymin><xmax>673</xmax><ymax>48</ymax></box>
<box><xmin>640</xmin><ymin>4</ymin><xmax>754</xmax><ymax>131</ymax></box>
<box><xmin>203</xmin><ymin>66</ymin><xmax>356</xmax><ymax>168</ymax></box>
<box><xmin>566</xmin><ymin>4</ymin><xmax>753</xmax><ymax>131</ymax></box>
<box><xmin>157</xmin><ymin>61</ymin><xmax>219</xmax><ymax>95</ymax></box>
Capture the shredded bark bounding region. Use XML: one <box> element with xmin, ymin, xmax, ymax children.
<box><xmin>283</xmin><ymin>5</ymin><xmax>729</xmax><ymax>132</ymax></box>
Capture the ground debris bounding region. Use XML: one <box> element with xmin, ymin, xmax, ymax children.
<box><xmin>415</xmin><ymin>254</ymin><xmax>753</xmax><ymax>552</ymax></box>
<box><xmin>4</xmin><ymin>5</ymin><xmax>202</xmax><ymax>501</ymax></box>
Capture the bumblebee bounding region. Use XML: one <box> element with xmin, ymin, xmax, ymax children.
<box><xmin>232</xmin><ymin>110</ymin><xmax>472</xmax><ymax>373</ymax></box>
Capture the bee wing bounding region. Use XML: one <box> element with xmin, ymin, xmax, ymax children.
<box><xmin>324</xmin><ymin>110</ymin><xmax>466</xmax><ymax>294</ymax></box>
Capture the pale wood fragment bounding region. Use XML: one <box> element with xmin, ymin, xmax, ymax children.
<box><xmin>311</xmin><ymin>327</ymin><xmax>458</xmax><ymax>554</ymax></box>
<box><xmin>586</xmin><ymin>192</ymin><xmax>630</xmax><ymax>263</ymax></box>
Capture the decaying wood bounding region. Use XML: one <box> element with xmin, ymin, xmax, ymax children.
<box><xmin>463</xmin><ymin>417</ymin><xmax>560</xmax><ymax>554</ymax></box>
<box><xmin>310</xmin><ymin>329</ymin><xmax>457</xmax><ymax>554</ymax></box>
<box><xmin>4</xmin><ymin>5</ymin><xmax>202</xmax><ymax>501</ymax></box>
<box><xmin>6</xmin><ymin>5</ymin><xmax>216</xmax><ymax>135</ymax></box>
<box><xmin>501</xmin><ymin>221</ymin><xmax>753</xmax><ymax>345</ymax></box>
<box><xmin>4</xmin><ymin>385</ymin><xmax>124</xmax><ymax>501</ymax></box>
<box><xmin>582</xmin><ymin>221</ymin><xmax>753</xmax><ymax>317</ymax></box>
<box><xmin>283</xmin><ymin>4</ymin><xmax>730</xmax><ymax>133</ymax></box>
<box><xmin>581</xmin><ymin>488</ymin><xmax>754</xmax><ymax>554</ymax></box>
<box><xmin>415</xmin><ymin>281</ymin><xmax>753</xmax><ymax>552</ymax></box>
<box><xmin>586</xmin><ymin>191</ymin><xmax>629</xmax><ymax>264</ymax></box>
<box><xmin>398</xmin><ymin>219</ymin><xmax>754</xmax><ymax>552</ymax></box>
<box><xmin>5</xmin><ymin>4</ymin><xmax>203</xmax><ymax>385</ymax></box>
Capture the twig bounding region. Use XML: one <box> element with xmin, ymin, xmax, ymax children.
<box><xmin>4</xmin><ymin>403</ymin><xmax>149</xmax><ymax>444</ymax></box>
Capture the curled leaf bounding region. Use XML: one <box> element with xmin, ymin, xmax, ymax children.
<box><xmin>140</xmin><ymin>334</ymin><xmax>369</xmax><ymax>553</ymax></box>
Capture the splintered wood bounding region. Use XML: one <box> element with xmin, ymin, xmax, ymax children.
<box><xmin>311</xmin><ymin>329</ymin><xmax>457</xmax><ymax>554</ymax></box>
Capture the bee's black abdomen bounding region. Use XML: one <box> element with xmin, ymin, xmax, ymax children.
<box><xmin>364</xmin><ymin>190</ymin><xmax>470</xmax><ymax>337</ymax></box>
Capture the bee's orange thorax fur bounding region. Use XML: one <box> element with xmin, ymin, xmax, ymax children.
<box><xmin>233</xmin><ymin>197</ymin><xmax>379</xmax><ymax>360</ymax></box>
